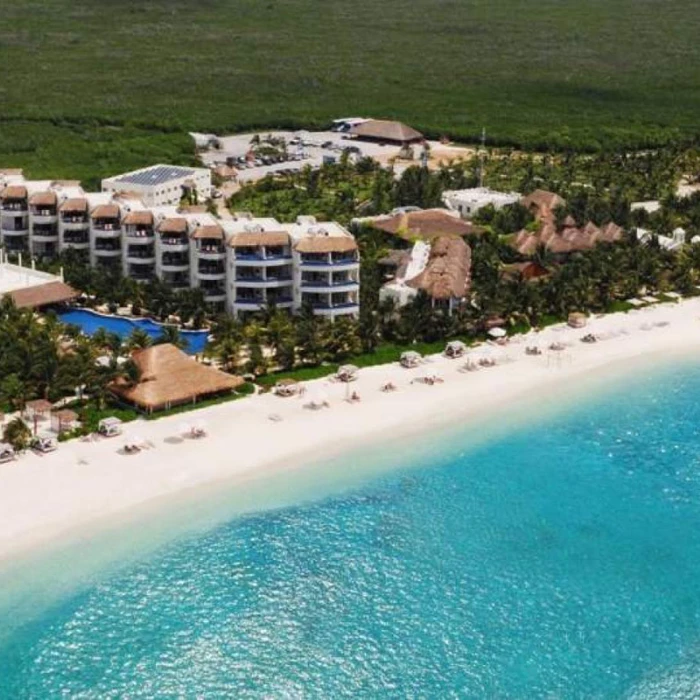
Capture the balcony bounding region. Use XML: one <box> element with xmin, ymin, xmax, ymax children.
<box><xmin>3</xmin><ymin>238</ymin><xmax>28</xmax><ymax>252</ymax></box>
<box><xmin>130</xmin><ymin>270</ymin><xmax>156</xmax><ymax>283</ymax></box>
<box><xmin>161</xmin><ymin>255</ymin><xmax>190</xmax><ymax>272</ymax></box>
<box><xmin>61</xmin><ymin>214</ymin><xmax>88</xmax><ymax>225</ymax></box>
<box><xmin>127</xmin><ymin>250</ymin><xmax>156</xmax><ymax>265</ymax></box>
<box><xmin>62</xmin><ymin>237</ymin><xmax>90</xmax><ymax>248</ymax></box>
<box><xmin>198</xmin><ymin>260</ymin><xmax>225</xmax><ymax>279</ymax></box>
<box><xmin>234</xmin><ymin>246</ymin><xmax>292</xmax><ymax>264</ymax></box>
<box><xmin>300</xmin><ymin>273</ymin><xmax>359</xmax><ymax>290</ymax></box>
<box><xmin>312</xmin><ymin>303</ymin><xmax>360</xmax><ymax>316</ymax></box>
<box><xmin>1</xmin><ymin>202</ymin><xmax>28</xmax><ymax>214</ymax></box>
<box><xmin>161</xmin><ymin>237</ymin><xmax>190</xmax><ymax>253</ymax></box>
<box><xmin>299</xmin><ymin>253</ymin><xmax>359</xmax><ymax>271</ymax></box>
<box><xmin>201</xmin><ymin>285</ymin><xmax>227</xmax><ymax>302</ymax></box>
<box><xmin>32</xmin><ymin>241</ymin><xmax>58</xmax><ymax>258</ymax></box>
<box><xmin>92</xmin><ymin>223</ymin><xmax>121</xmax><ymax>238</ymax></box>
<box><xmin>30</xmin><ymin>208</ymin><xmax>58</xmax><ymax>225</ymax></box>
<box><xmin>125</xmin><ymin>227</ymin><xmax>154</xmax><ymax>244</ymax></box>
<box><xmin>94</xmin><ymin>245</ymin><xmax>121</xmax><ymax>257</ymax></box>
<box><xmin>1</xmin><ymin>225</ymin><xmax>29</xmax><ymax>236</ymax></box>
<box><xmin>32</xmin><ymin>226</ymin><xmax>59</xmax><ymax>243</ymax></box>
<box><xmin>196</xmin><ymin>243</ymin><xmax>225</xmax><ymax>260</ymax></box>
<box><xmin>162</xmin><ymin>273</ymin><xmax>190</xmax><ymax>290</ymax></box>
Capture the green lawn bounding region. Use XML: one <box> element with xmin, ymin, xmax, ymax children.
<box><xmin>3</xmin><ymin>0</ymin><xmax>700</xmax><ymax>185</ymax></box>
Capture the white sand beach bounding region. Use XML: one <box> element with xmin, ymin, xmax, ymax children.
<box><xmin>2</xmin><ymin>298</ymin><xmax>700</xmax><ymax>563</ymax></box>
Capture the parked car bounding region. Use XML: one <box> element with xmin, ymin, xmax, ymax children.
<box><xmin>212</xmin><ymin>189</ymin><xmax>223</xmax><ymax>199</ymax></box>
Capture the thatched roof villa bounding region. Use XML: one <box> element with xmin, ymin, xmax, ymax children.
<box><xmin>406</xmin><ymin>236</ymin><xmax>472</xmax><ymax>307</ymax></box>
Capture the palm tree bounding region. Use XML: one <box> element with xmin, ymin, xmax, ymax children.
<box><xmin>2</xmin><ymin>417</ymin><xmax>32</xmax><ymax>453</ymax></box>
<box><xmin>155</xmin><ymin>325</ymin><xmax>186</xmax><ymax>350</ymax></box>
<box><xmin>125</xmin><ymin>327</ymin><xmax>152</xmax><ymax>353</ymax></box>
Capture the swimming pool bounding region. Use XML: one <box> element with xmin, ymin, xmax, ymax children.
<box><xmin>56</xmin><ymin>308</ymin><xmax>210</xmax><ymax>354</ymax></box>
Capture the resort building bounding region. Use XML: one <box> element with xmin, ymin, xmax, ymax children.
<box><xmin>0</xmin><ymin>170</ymin><xmax>360</xmax><ymax>320</ymax></box>
<box><xmin>348</xmin><ymin>120</ymin><xmax>424</xmax><ymax>145</ymax></box>
<box><xmin>226</xmin><ymin>214</ymin><xmax>360</xmax><ymax>320</ymax></box>
<box><xmin>510</xmin><ymin>191</ymin><xmax>625</xmax><ymax>257</ymax></box>
<box><xmin>442</xmin><ymin>187</ymin><xmax>521</xmax><ymax>219</ymax></box>
<box><xmin>0</xmin><ymin>250</ymin><xmax>77</xmax><ymax>309</ymax></box>
<box><xmin>354</xmin><ymin>207</ymin><xmax>478</xmax><ymax>242</ymax></box>
<box><xmin>101</xmin><ymin>164</ymin><xmax>212</xmax><ymax>207</ymax></box>
<box><xmin>380</xmin><ymin>235</ymin><xmax>471</xmax><ymax>313</ymax></box>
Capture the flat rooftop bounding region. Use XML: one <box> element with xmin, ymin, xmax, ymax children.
<box><xmin>110</xmin><ymin>165</ymin><xmax>197</xmax><ymax>187</ymax></box>
<box><xmin>0</xmin><ymin>263</ymin><xmax>59</xmax><ymax>295</ymax></box>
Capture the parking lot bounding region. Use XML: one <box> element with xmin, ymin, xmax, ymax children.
<box><xmin>200</xmin><ymin>130</ymin><xmax>408</xmax><ymax>184</ymax></box>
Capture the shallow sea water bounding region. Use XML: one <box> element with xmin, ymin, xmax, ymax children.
<box><xmin>3</xmin><ymin>362</ymin><xmax>700</xmax><ymax>698</ymax></box>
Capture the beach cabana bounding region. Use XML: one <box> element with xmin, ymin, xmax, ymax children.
<box><xmin>98</xmin><ymin>417</ymin><xmax>123</xmax><ymax>437</ymax></box>
<box><xmin>400</xmin><ymin>351</ymin><xmax>422</xmax><ymax>368</ymax></box>
<box><xmin>444</xmin><ymin>340</ymin><xmax>467</xmax><ymax>358</ymax></box>
<box><xmin>336</xmin><ymin>365</ymin><xmax>359</xmax><ymax>382</ymax></box>
<box><xmin>273</xmin><ymin>378</ymin><xmax>300</xmax><ymax>397</ymax></box>
<box><xmin>0</xmin><ymin>443</ymin><xmax>15</xmax><ymax>464</ymax></box>
<box><xmin>24</xmin><ymin>399</ymin><xmax>52</xmax><ymax>422</ymax></box>
<box><xmin>111</xmin><ymin>344</ymin><xmax>243</xmax><ymax>413</ymax></box>
<box><xmin>567</xmin><ymin>312</ymin><xmax>587</xmax><ymax>329</ymax></box>
<box><xmin>51</xmin><ymin>409</ymin><xmax>79</xmax><ymax>434</ymax></box>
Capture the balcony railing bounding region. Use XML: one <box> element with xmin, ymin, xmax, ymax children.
<box><xmin>1</xmin><ymin>202</ymin><xmax>28</xmax><ymax>212</ymax></box>
<box><xmin>198</xmin><ymin>264</ymin><xmax>225</xmax><ymax>275</ymax></box>
<box><xmin>61</xmin><ymin>214</ymin><xmax>88</xmax><ymax>224</ymax></box>
<box><xmin>31</xmin><ymin>208</ymin><xmax>57</xmax><ymax>217</ymax></box>
<box><xmin>92</xmin><ymin>221</ymin><xmax>120</xmax><ymax>231</ymax></box>
<box><xmin>236</xmin><ymin>274</ymin><xmax>292</xmax><ymax>283</ymax></box>
<box><xmin>300</xmin><ymin>255</ymin><xmax>358</xmax><ymax>266</ymax></box>
<box><xmin>162</xmin><ymin>256</ymin><xmax>189</xmax><ymax>266</ymax></box>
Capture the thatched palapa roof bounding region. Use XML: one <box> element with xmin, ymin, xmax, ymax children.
<box><xmin>29</xmin><ymin>191</ymin><xmax>57</xmax><ymax>207</ymax></box>
<box><xmin>111</xmin><ymin>344</ymin><xmax>243</xmax><ymax>412</ymax></box>
<box><xmin>123</xmin><ymin>211</ymin><xmax>154</xmax><ymax>226</ymax></box>
<box><xmin>294</xmin><ymin>236</ymin><xmax>357</xmax><ymax>253</ymax></box>
<box><xmin>350</xmin><ymin>119</ymin><xmax>423</xmax><ymax>143</ymax></box>
<box><xmin>230</xmin><ymin>231</ymin><xmax>290</xmax><ymax>247</ymax></box>
<box><xmin>59</xmin><ymin>197</ymin><xmax>88</xmax><ymax>213</ymax></box>
<box><xmin>91</xmin><ymin>203</ymin><xmax>120</xmax><ymax>219</ymax></box>
<box><xmin>191</xmin><ymin>224</ymin><xmax>224</xmax><ymax>240</ymax></box>
<box><xmin>521</xmin><ymin>190</ymin><xmax>566</xmax><ymax>218</ymax></box>
<box><xmin>1</xmin><ymin>185</ymin><xmax>28</xmax><ymax>200</ymax></box>
<box><xmin>370</xmin><ymin>209</ymin><xmax>476</xmax><ymax>241</ymax></box>
<box><xmin>8</xmin><ymin>281</ymin><xmax>79</xmax><ymax>309</ymax></box>
<box><xmin>407</xmin><ymin>236</ymin><xmax>471</xmax><ymax>300</ymax></box>
<box><xmin>157</xmin><ymin>217</ymin><xmax>189</xmax><ymax>235</ymax></box>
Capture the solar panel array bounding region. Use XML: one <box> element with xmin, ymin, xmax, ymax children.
<box><xmin>114</xmin><ymin>165</ymin><xmax>195</xmax><ymax>186</ymax></box>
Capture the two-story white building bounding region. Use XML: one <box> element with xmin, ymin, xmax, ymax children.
<box><xmin>101</xmin><ymin>164</ymin><xmax>211</xmax><ymax>207</ymax></box>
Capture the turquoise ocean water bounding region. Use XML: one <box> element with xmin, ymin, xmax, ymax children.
<box><xmin>3</xmin><ymin>360</ymin><xmax>700</xmax><ymax>697</ymax></box>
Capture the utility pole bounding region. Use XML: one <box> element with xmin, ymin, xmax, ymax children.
<box><xmin>479</xmin><ymin>127</ymin><xmax>486</xmax><ymax>188</ymax></box>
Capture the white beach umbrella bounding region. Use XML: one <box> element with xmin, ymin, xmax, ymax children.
<box><xmin>488</xmin><ymin>327</ymin><xmax>506</xmax><ymax>339</ymax></box>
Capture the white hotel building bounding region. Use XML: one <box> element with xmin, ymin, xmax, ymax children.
<box><xmin>0</xmin><ymin>167</ymin><xmax>359</xmax><ymax>319</ymax></box>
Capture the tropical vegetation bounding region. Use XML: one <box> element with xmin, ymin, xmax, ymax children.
<box><xmin>4</xmin><ymin>0</ymin><xmax>700</xmax><ymax>184</ymax></box>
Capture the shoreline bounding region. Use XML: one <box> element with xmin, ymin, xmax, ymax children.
<box><xmin>2</xmin><ymin>298</ymin><xmax>700</xmax><ymax>566</ymax></box>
